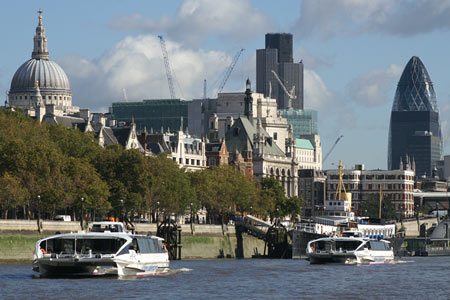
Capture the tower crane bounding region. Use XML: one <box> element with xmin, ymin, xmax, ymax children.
<box><xmin>323</xmin><ymin>135</ymin><xmax>344</xmax><ymax>163</ymax></box>
<box><xmin>216</xmin><ymin>48</ymin><xmax>244</xmax><ymax>95</ymax></box>
<box><xmin>158</xmin><ymin>35</ymin><xmax>176</xmax><ymax>99</ymax></box>
<box><xmin>271</xmin><ymin>70</ymin><xmax>296</xmax><ymax>108</ymax></box>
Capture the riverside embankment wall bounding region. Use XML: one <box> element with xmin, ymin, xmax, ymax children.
<box><xmin>0</xmin><ymin>220</ymin><xmax>265</xmax><ymax>261</ymax></box>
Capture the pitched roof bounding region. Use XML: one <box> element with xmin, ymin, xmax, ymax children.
<box><xmin>296</xmin><ymin>138</ymin><xmax>314</xmax><ymax>150</ymax></box>
<box><xmin>225</xmin><ymin>117</ymin><xmax>284</xmax><ymax>156</ymax></box>
<box><xmin>102</xmin><ymin>127</ymin><xmax>118</xmax><ymax>145</ymax></box>
<box><xmin>111</xmin><ymin>126</ymin><xmax>131</xmax><ymax>147</ymax></box>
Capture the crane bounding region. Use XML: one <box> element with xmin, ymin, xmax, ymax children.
<box><xmin>323</xmin><ymin>135</ymin><xmax>344</xmax><ymax>163</ymax></box>
<box><xmin>271</xmin><ymin>70</ymin><xmax>296</xmax><ymax>108</ymax></box>
<box><xmin>122</xmin><ymin>88</ymin><xmax>128</xmax><ymax>102</ymax></box>
<box><xmin>216</xmin><ymin>48</ymin><xmax>244</xmax><ymax>95</ymax></box>
<box><xmin>158</xmin><ymin>35</ymin><xmax>176</xmax><ymax>99</ymax></box>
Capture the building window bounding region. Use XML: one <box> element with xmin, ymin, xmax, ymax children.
<box><xmin>24</xmin><ymin>96</ymin><xmax>27</xmax><ymax>99</ymax></box>
<box><xmin>173</xmin><ymin>157</ymin><xmax>176</xmax><ymax>161</ymax></box>
<box><xmin>274</xmin><ymin>132</ymin><xmax>277</xmax><ymax>140</ymax></box>
<box><xmin>186</xmin><ymin>158</ymin><xmax>189</xmax><ymax>164</ymax></box>
<box><xmin>191</xmin><ymin>159</ymin><xmax>195</xmax><ymax>165</ymax></box>
<box><xmin>179</xmin><ymin>158</ymin><xmax>182</xmax><ymax>164</ymax></box>
<box><xmin>197</xmin><ymin>160</ymin><xmax>200</xmax><ymax>166</ymax></box>
<box><xmin>209</xmin><ymin>158</ymin><xmax>216</xmax><ymax>166</ymax></box>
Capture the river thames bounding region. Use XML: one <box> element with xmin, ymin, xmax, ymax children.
<box><xmin>1</xmin><ymin>257</ymin><xmax>449</xmax><ymax>299</ymax></box>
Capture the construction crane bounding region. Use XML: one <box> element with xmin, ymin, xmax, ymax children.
<box><xmin>216</xmin><ymin>48</ymin><xmax>244</xmax><ymax>95</ymax></box>
<box><xmin>323</xmin><ymin>135</ymin><xmax>344</xmax><ymax>163</ymax></box>
<box><xmin>271</xmin><ymin>70</ymin><xmax>296</xmax><ymax>108</ymax></box>
<box><xmin>122</xmin><ymin>88</ymin><xmax>128</xmax><ymax>102</ymax></box>
<box><xmin>158</xmin><ymin>35</ymin><xmax>176</xmax><ymax>99</ymax></box>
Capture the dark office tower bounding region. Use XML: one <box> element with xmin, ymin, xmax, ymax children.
<box><xmin>256</xmin><ymin>33</ymin><xmax>304</xmax><ymax>110</ymax></box>
<box><xmin>388</xmin><ymin>56</ymin><xmax>443</xmax><ymax>177</ymax></box>
<box><xmin>265</xmin><ymin>33</ymin><xmax>293</xmax><ymax>63</ymax></box>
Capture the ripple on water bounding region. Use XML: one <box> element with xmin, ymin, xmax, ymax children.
<box><xmin>2</xmin><ymin>257</ymin><xmax>450</xmax><ymax>299</ymax></box>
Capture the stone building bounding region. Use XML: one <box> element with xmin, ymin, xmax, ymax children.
<box><xmin>224</xmin><ymin>79</ymin><xmax>322</xmax><ymax>197</ymax></box>
<box><xmin>8</xmin><ymin>10</ymin><xmax>79</xmax><ymax>115</ymax></box>
<box><xmin>326</xmin><ymin>163</ymin><xmax>415</xmax><ymax>218</ymax></box>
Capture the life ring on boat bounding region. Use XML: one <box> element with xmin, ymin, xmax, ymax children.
<box><xmin>40</xmin><ymin>248</ymin><xmax>47</xmax><ymax>255</ymax></box>
<box><xmin>310</xmin><ymin>246</ymin><xmax>315</xmax><ymax>252</ymax></box>
<box><xmin>163</xmin><ymin>242</ymin><xmax>168</xmax><ymax>251</ymax></box>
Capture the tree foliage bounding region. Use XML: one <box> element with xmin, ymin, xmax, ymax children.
<box><xmin>0</xmin><ymin>108</ymin><xmax>303</xmax><ymax>222</ymax></box>
<box><xmin>360</xmin><ymin>194</ymin><xmax>397</xmax><ymax>220</ymax></box>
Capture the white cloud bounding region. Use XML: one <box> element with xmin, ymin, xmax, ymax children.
<box><xmin>293</xmin><ymin>0</ymin><xmax>450</xmax><ymax>39</ymax></box>
<box><xmin>347</xmin><ymin>64</ymin><xmax>402</xmax><ymax>107</ymax></box>
<box><xmin>303</xmin><ymin>69</ymin><xmax>333</xmax><ymax>111</ymax></box>
<box><xmin>294</xmin><ymin>46</ymin><xmax>332</xmax><ymax>70</ymax></box>
<box><xmin>58</xmin><ymin>35</ymin><xmax>232</xmax><ymax>111</ymax></box>
<box><xmin>110</xmin><ymin>0</ymin><xmax>275</xmax><ymax>45</ymax></box>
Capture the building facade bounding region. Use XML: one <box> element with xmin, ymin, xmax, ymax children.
<box><xmin>326</xmin><ymin>164</ymin><xmax>415</xmax><ymax>218</ymax></box>
<box><xmin>256</xmin><ymin>33</ymin><xmax>304</xmax><ymax>110</ymax></box>
<box><xmin>111</xmin><ymin>99</ymin><xmax>189</xmax><ymax>134</ymax></box>
<box><xmin>224</xmin><ymin>80</ymin><xmax>322</xmax><ymax>197</ymax></box>
<box><xmin>388</xmin><ymin>56</ymin><xmax>443</xmax><ymax>177</ymax></box>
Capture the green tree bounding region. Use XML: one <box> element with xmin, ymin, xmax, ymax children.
<box><xmin>0</xmin><ymin>173</ymin><xmax>29</xmax><ymax>219</ymax></box>
<box><xmin>360</xmin><ymin>194</ymin><xmax>397</xmax><ymax>220</ymax></box>
<box><xmin>148</xmin><ymin>153</ymin><xmax>195</xmax><ymax>216</ymax></box>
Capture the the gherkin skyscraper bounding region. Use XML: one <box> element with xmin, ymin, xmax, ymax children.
<box><xmin>388</xmin><ymin>56</ymin><xmax>443</xmax><ymax>177</ymax></box>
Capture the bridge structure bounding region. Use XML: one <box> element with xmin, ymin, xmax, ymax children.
<box><xmin>235</xmin><ymin>215</ymin><xmax>292</xmax><ymax>258</ymax></box>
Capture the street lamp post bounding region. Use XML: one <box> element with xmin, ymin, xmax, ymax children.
<box><xmin>156</xmin><ymin>201</ymin><xmax>160</xmax><ymax>228</ymax></box>
<box><xmin>120</xmin><ymin>199</ymin><xmax>124</xmax><ymax>222</ymax></box>
<box><xmin>80</xmin><ymin>197</ymin><xmax>85</xmax><ymax>230</ymax></box>
<box><xmin>190</xmin><ymin>202</ymin><xmax>193</xmax><ymax>235</ymax></box>
<box><xmin>37</xmin><ymin>195</ymin><xmax>41</xmax><ymax>233</ymax></box>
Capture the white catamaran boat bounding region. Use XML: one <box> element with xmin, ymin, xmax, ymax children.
<box><xmin>306</xmin><ymin>234</ymin><xmax>394</xmax><ymax>264</ymax></box>
<box><xmin>32</xmin><ymin>222</ymin><xmax>169</xmax><ymax>277</ymax></box>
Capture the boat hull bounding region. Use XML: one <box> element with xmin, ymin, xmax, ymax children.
<box><xmin>309</xmin><ymin>252</ymin><xmax>357</xmax><ymax>264</ymax></box>
<box><xmin>115</xmin><ymin>260</ymin><xmax>170</xmax><ymax>276</ymax></box>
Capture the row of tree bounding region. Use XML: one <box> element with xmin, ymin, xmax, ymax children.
<box><xmin>0</xmin><ymin>108</ymin><xmax>303</xmax><ymax>222</ymax></box>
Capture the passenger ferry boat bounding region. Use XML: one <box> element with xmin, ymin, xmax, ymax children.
<box><xmin>32</xmin><ymin>222</ymin><xmax>169</xmax><ymax>277</ymax></box>
<box><xmin>292</xmin><ymin>161</ymin><xmax>397</xmax><ymax>258</ymax></box>
<box><xmin>306</xmin><ymin>232</ymin><xmax>394</xmax><ymax>264</ymax></box>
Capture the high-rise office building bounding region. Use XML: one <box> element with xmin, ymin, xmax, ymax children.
<box><xmin>256</xmin><ymin>33</ymin><xmax>304</xmax><ymax>110</ymax></box>
<box><xmin>388</xmin><ymin>56</ymin><xmax>443</xmax><ymax>177</ymax></box>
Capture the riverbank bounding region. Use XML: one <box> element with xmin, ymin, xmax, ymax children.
<box><xmin>0</xmin><ymin>232</ymin><xmax>265</xmax><ymax>261</ymax></box>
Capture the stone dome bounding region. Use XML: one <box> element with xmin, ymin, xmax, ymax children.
<box><xmin>8</xmin><ymin>10</ymin><xmax>77</xmax><ymax>114</ymax></box>
<box><xmin>9</xmin><ymin>58</ymin><xmax>71</xmax><ymax>93</ymax></box>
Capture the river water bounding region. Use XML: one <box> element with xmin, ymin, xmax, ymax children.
<box><xmin>1</xmin><ymin>257</ymin><xmax>449</xmax><ymax>299</ymax></box>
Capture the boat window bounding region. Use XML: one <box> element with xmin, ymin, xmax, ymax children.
<box><xmin>91</xmin><ymin>223</ymin><xmax>123</xmax><ymax>232</ymax></box>
<box><xmin>43</xmin><ymin>238</ymin><xmax>75</xmax><ymax>254</ymax></box>
<box><xmin>136</xmin><ymin>237</ymin><xmax>165</xmax><ymax>254</ymax></box>
<box><xmin>43</xmin><ymin>237</ymin><xmax>126</xmax><ymax>255</ymax></box>
<box><xmin>335</xmin><ymin>240</ymin><xmax>363</xmax><ymax>251</ymax></box>
<box><xmin>369</xmin><ymin>241</ymin><xmax>390</xmax><ymax>251</ymax></box>
<box><xmin>75</xmin><ymin>238</ymin><xmax>127</xmax><ymax>254</ymax></box>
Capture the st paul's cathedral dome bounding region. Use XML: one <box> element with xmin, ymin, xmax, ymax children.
<box><xmin>8</xmin><ymin>10</ymin><xmax>78</xmax><ymax>114</ymax></box>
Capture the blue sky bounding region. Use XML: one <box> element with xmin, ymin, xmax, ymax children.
<box><xmin>1</xmin><ymin>0</ymin><xmax>450</xmax><ymax>171</ymax></box>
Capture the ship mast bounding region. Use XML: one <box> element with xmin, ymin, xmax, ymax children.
<box><xmin>334</xmin><ymin>160</ymin><xmax>351</xmax><ymax>211</ymax></box>
<box><xmin>379</xmin><ymin>184</ymin><xmax>383</xmax><ymax>219</ymax></box>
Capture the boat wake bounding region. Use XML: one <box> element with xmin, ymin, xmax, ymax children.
<box><xmin>168</xmin><ymin>267</ymin><xmax>192</xmax><ymax>275</ymax></box>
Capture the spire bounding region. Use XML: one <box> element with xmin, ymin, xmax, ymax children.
<box><xmin>32</xmin><ymin>9</ymin><xmax>50</xmax><ymax>60</ymax></box>
<box><xmin>244</xmin><ymin>78</ymin><xmax>253</xmax><ymax>122</ymax></box>
<box><xmin>34</xmin><ymin>80</ymin><xmax>43</xmax><ymax>107</ymax></box>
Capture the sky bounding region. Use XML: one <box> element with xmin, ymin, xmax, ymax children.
<box><xmin>1</xmin><ymin>0</ymin><xmax>450</xmax><ymax>171</ymax></box>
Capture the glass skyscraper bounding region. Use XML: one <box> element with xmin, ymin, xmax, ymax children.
<box><xmin>388</xmin><ymin>56</ymin><xmax>443</xmax><ymax>177</ymax></box>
